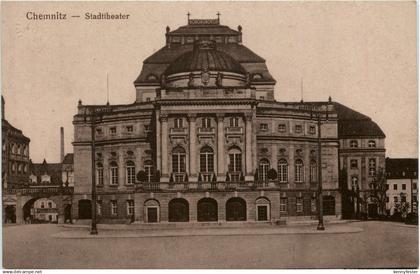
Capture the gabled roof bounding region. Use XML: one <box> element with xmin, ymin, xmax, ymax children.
<box><xmin>29</xmin><ymin>159</ymin><xmax>62</xmax><ymax>185</ymax></box>
<box><xmin>386</xmin><ymin>158</ymin><xmax>418</xmax><ymax>179</ymax></box>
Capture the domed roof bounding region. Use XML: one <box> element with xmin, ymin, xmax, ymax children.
<box><xmin>164</xmin><ymin>40</ymin><xmax>246</xmax><ymax>75</ymax></box>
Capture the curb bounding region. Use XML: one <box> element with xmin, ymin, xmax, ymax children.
<box><xmin>52</xmin><ymin>226</ymin><xmax>364</xmax><ymax>239</ymax></box>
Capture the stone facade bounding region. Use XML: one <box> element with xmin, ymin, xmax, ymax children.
<box><xmin>71</xmin><ymin>18</ymin><xmax>384</xmax><ymax>223</ymax></box>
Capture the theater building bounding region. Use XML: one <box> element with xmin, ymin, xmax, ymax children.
<box><xmin>72</xmin><ymin>17</ymin><xmax>385</xmax><ymax>223</ymax></box>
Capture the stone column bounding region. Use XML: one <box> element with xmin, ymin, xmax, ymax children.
<box><xmin>216</xmin><ymin>114</ymin><xmax>225</xmax><ymax>181</ymax></box>
<box><xmin>160</xmin><ymin>114</ymin><xmax>169</xmax><ymax>182</ymax></box>
<box><xmin>188</xmin><ymin>114</ymin><xmax>197</xmax><ymax>182</ymax></box>
<box><xmin>245</xmin><ymin>113</ymin><xmax>253</xmax><ymax>181</ymax></box>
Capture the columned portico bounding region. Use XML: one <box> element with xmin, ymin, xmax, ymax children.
<box><xmin>188</xmin><ymin>114</ymin><xmax>197</xmax><ymax>182</ymax></box>
<box><xmin>216</xmin><ymin>114</ymin><xmax>225</xmax><ymax>181</ymax></box>
<box><xmin>160</xmin><ymin>114</ymin><xmax>169</xmax><ymax>182</ymax></box>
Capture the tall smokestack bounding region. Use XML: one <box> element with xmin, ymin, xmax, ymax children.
<box><xmin>60</xmin><ymin>127</ymin><xmax>64</xmax><ymax>162</ymax></box>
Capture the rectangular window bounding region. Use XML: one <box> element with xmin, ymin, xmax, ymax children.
<box><xmin>296</xmin><ymin>198</ymin><xmax>303</xmax><ymax>213</ymax></box>
<box><xmin>278</xmin><ymin>124</ymin><xmax>286</xmax><ymax>133</ymax></box>
<box><xmin>111</xmin><ymin>200</ymin><xmax>118</xmax><ymax>215</ymax></box>
<box><xmin>394</xmin><ymin>184</ymin><xmax>397</xmax><ymax>190</ymax></box>
<box><xmin>127</xmin><ymin>200</ymin><xmax>134</xmax><ymax>216</ymax></box>
<box><xmin>202</xmin><ymin>117</ymin><xmax>211</xmax><ymax>128</ymax></box>
<box><xmin>394</xmin><ymin>196</ymin><xmax>398</xmax><ymax>203</ymax></box>
<box><xmin>309</xmin><ymin>125</ymin><xmax>316</xmax><ymax>134</ymax></box>
<box><xmin>97</xmin><ymin>200</ymin><xmax>102</xmax><ymax>216</ymax></box>
<box><xmin>97</xmin><ymin>168</ymin><xmax>104</xmax><ymax>185</ymax></box>
<box><xmin>368</xmin><ymin>158</ymin><xmax>376</xmax><ymax>176</ymax></box>
<box><xmin>260</xmin><ymin>123</ymin><xmax>268</xmax><ymax>131</ymax></box>
<box><xmin>414</xmin><ymin>183</ymin><xmax>417</xmax><ymax>190</ymax></box>
<box><xmin>126</xmin><ymin>125</ymin><xmax>133</xmax><ymax>132</ymax></box>
<box><xmin>311</xmin><ymin>198</ymin><xmax>317</xmax><ymax>212</ymax></box>
<box><xmin>96</xmin><ymin>128</ymin><xmax>103</xmax><ymax>135</ymax></box>
<box><xmin>280</xmin><ymin>198</ymin><xmax>287</xmax><ymax>213</ymax></box>
<box><xmin>402</xmin><ymin>184</ymin><xmax>406</xmax><ymax>190</ymax></box>
<box><xmin>310</xmin><ymin>164</ymin><xmax>317</xmax><ymax>183</ymax></box>
<box><xmin>109</xmin><ymin>127</ymin><xmax>117</xmax><ymax>134</ymax></box>
<box><xmin>48</xmin><ymin>202</ymin><xmax>52</xmax><ymax>208</ymax></box>
<box><xmin>126</xmin><ymin>166</ymin><xmax>136</xmax><ymax>185</ymax></box>
<box><xmin>350</xmin><ymin>159</ymin><xmax>358</xmax><ymax>169</ymax></box>
<box><xmin>110</xmin><ymin>167</ymin><xmax>119</xmax><ymax>185</ymax></box>
<box><xmin>174</xmin><ymin>118</ymin><xmax>183</xmax><ymax>128</ymax></box>
<box><xmin>229</xmin><ymin>153</ymin><xmax>242</xmax><ymax>172</ymax></box>
<box><xmin>368</xmin><ymin>140</ymin><xmax>376</xmax><ymax>148</ymax></box>
<box><xmin>229</xmin><ymin>117</ymin><xmax>239</xmax><ymax>127</ymax></box>
<box><xmin>295</xmin><ymin>125</ymin><xmax>302</xmax><ymax>133</ymax></box>
<box><xmin>350</xmin><ymin>140</ymin><xmax>358</xmax><ymax>148</ymax></box>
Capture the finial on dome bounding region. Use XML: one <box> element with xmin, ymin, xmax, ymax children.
<box><xmin>187</xmin><ymin>11</ymin><xmax>191</xmax><ymax>23</ymax></box>
<box><xmin>216</xmin><ymin>12</ymin><xmax>221</xmax><ymax>23</ymax></box>
<box><xmin>166</xmin><ymin>26</ymin><xmax>170</xmax><ymax>33</ymax></box>
<box><xmin>238</xmin><ymin>25</ymin><xmax>242</xmax><ymax>33</ymax></box>
<box><xmin>78</xmin><ymin>99</ymin><xmax>82</xmax><ymax>106</ymax></box>
<box><xmin>328</xmin><ymin>96</ymin><xmax>332</xmax><ymax>103</ymax></box>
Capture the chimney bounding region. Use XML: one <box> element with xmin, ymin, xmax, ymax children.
<box><xmin>60</xmin><ymin>127</ymin><xmax>64</xmax><ymax>162</ymax></box>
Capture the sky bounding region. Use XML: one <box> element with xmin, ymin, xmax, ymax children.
<box><xmin>2</xmin><ymin>1</ymin><xmax>417</xmax><ymax>163</ymax></box>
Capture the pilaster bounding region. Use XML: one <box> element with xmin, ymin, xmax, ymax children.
<box><xmin>160</xmin><ymin>114</ymin><xmax>169</xmax><ymax>182</ymax></box>
<box><xmin>216</xmin><ymin>114</ymin><xmax>225</xmax><ymax>181</ymax></box>
<box><xmin>188</xmin><ymin>114</ymin><xmax>197</xmax><ymax>182</ymax></box>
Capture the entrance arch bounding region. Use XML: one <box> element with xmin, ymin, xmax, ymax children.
<box><xmin>226</xmin><ymin>197</ymin><xmax>247</xmax><ymax>221</ymax></box>
<box><xmin>78</xmin><ymin>199</ymin><xmax>92</xmax><ymax>219</ymax></box>
<box><xmin>197</xmin><ymin>198</ymin><xmax>218</xmax><ymax>222</ymax></box>
<box><xmin>168</xmin><ymin>198</ymin><xmax>189</xmax><ymax>222</ymax></box>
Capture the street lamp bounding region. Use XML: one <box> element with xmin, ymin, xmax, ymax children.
<box><xmin>81</xmin><ymin>103</ymin><xmax>111</xmax><ymax>235</ymax></box>
<box><xmin>310</xmin><ymin>103</ymin><xmax>329</xmax><ymax>231</ymax></box>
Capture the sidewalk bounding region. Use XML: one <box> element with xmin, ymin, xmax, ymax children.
<box><xmin>53</xmin><ymin>223</ymin><xmax>363</xmax><ymax>239</ymax></box>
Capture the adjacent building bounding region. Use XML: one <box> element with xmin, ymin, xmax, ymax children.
<box><xmin>386</xmin><ymin>158</ymin><xmax>418</xmax><ymax>216</ymax></box>
<box><xmin>72</xmin><ymin>17</ymin><xmax>386</xmax><ymax>223</ymax></box>
<box><xmin>2</xmin><ymin>96</ymin><xmax>31</xmax><ymax>190</ymax></box>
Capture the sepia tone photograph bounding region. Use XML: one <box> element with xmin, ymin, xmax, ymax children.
<box><xmin>1</xmin><ymin>0</ymin><xmax>418</xmax><ymax>270</ymax></box>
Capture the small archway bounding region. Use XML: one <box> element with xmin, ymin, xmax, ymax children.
<box><xmin>78</xmin><ymin>199</ymin><xmax>92</xmax><ymax>219</ymax></box>
<box><xmin>226</xmin><ymin>197</ymin><xmax>247</xmax><ymax>221</ymax></box>
<box><xmin>197</xmin><ymin>198</ymin><xmax>218</xmax><ymax>222</ymax></box>
<box><xmin>168</xmin><ymin>198</ymin><xmax>189</xmax><ymax>222</ymax></box>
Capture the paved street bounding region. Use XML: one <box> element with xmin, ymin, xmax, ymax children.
<box><xmin>3</xmin><ymin>221</ymin><xmax>418</xmax><ymax>269</ymax></box>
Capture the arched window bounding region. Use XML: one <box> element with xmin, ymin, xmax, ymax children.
<box><xmin>228</xmin><ymin>147</ymin><xmax>242</xmax><ymax>181</ymax></box>
<box><xmin>258</xmin><ymin>159</ymin><xmax>270</xmax><ymax>182</ymax></box>
<box><xmin>144</xmin><ymin>160</ymin><xmax>154</xmax><ymax>182</ymax></box>
<box><xmin>96</xmin><ymin>163</ymin><xmax>104</xmax><ymax>185</ymax></box>
<box><xmin>126</xmin><ymin>161</ymin><xmax>135</xmax><ymax>185</ymax></box>
<box><xmin>200</xmin><ymin>146</ymin><xmax>214</xmax><ymax>181</ymax></box>
<box><xmin>172</xmin><ymin>146</ymin><xmax>186</xmax><ymax>182</ymax></box>
<box><xmin>295</xmin><ymin>159</ymin><xmax>303</xmax><ymax>183</ymax></box>
<box><xmin>109</xmin><ymin>161</ymin><xmax>119</xmax><ymax>185</ymax></box>
<box><xmin>310</xmin><ymin>160</ymin><xmax>317</xmax><ymax>183</ymax></box>
<box><xmin>278</xmin><ymin>159</ymin><xmax>288</xmax><ymax>183</ymax></box>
